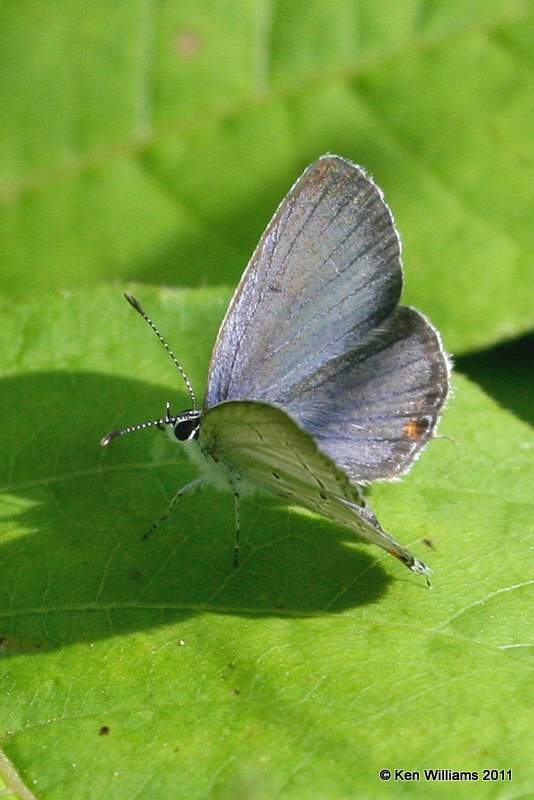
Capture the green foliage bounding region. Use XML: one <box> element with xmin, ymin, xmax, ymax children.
<box><xmin>0</xmin><ymin>288</ymin><xmax>532</xmax><ymax>799</ymax></box>
<box><xmin>1</xmin><ymin>1</ymin><xmax>534</xmax><ymax>353</ymax></box>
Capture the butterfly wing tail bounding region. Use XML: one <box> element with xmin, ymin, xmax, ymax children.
<box><xmin>339</xmin><ymin>498</ymin><xmax>432</xmax><ymax>582</ymax></box>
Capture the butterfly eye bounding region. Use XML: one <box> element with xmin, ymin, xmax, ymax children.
<box><xmin>173</xmin><ymin>418</ymin><xmax>200</xmax><ymax>441</ymax></box>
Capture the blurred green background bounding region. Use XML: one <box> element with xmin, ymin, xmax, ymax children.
<box><xmin>1</xmin><ymin>0</ymin><xmax>533</xmax><ymax>415</ymax></box>
<box><xmin>1</xmin><ymin>2</ymin><xmax>533</xmax><ymax>799</ymax></box>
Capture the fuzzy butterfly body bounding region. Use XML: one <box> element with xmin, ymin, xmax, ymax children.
<box><xmin>102</xmin><ymin>155</ymin><xmax>450</xmax><ymax>581</ymax></box>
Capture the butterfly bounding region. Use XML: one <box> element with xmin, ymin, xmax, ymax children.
<box><xmin>101</xmin><ymin>155</ymin><xmax>450</xmax><ymax>582</ymax></box>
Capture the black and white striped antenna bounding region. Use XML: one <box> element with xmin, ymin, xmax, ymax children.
<box><xmin>123</xmin><ymin>293</ymin><xmax>198</xmax><ymax>410</ymax></box>
<box><xmin>100</xmin><ymin>296</ymin><xmax>199</xmax><ymax>448</ymax></box>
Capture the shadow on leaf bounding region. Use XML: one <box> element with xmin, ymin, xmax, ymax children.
<box><xmin>0</xmin><ymin>370</ymin><xmax>395</xmax><ymax>654</ymax></box>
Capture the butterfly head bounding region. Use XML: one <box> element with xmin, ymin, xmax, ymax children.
<box><xmin>171</xmin><ymin>409</ymin><xmax>201</xmax><ymax>442</ymax></box>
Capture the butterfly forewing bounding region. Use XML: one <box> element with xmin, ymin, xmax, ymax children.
<box><xmin>200</xmin><ymin>401</ymin><xmax>429</xmax><ymax>571</ymax></box>
<box><xmin>206</xmin><ymin>155</ymin><xmax>402</xmax><ymax>409</ymax></box>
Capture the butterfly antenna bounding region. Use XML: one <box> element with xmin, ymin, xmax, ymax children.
<box><xmin>101</xmin><ymin>409</ymin><xmax>172</xmax><ymax>447</ymax></box>
<box><xmin>123</xmin><ymin>293</ymin><xmax>198</xmax><ymax>410</ymax></box>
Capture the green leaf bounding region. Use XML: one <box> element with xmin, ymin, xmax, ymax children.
<box><xmin>1</xmin><ymin>2</ymin><xmax>534</xmax><ymax>353</ymax></box>
<box><xmin>0</xmin><ymin>287</ymin><xmax>532</xmax><ymax>799</ymax></box>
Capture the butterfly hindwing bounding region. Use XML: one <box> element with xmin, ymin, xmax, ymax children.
<box><xmin>200</xmin><ymin>400</ymin><xmax>429</xmax><ymax>574</ymax></box>
<box><xmin>281</xmin><ymin>306</ymin><xmax>450</xmax><ymax>482</ymax></box>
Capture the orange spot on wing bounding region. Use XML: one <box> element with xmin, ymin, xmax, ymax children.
<box><xmin>403</xmin><ymin>418</ymin><xmax>430</xmax><ymax>440</ymax></box>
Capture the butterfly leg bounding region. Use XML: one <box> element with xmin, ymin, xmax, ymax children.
<box><xmin>233</xmin><ymin>491</ymin><xmax>241</xmax><ymax>569</ymax></box>
<box><xmin>142</xmin><ymin>478</ymin><xmax>204</xmax><ymax>541</ymax></box>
